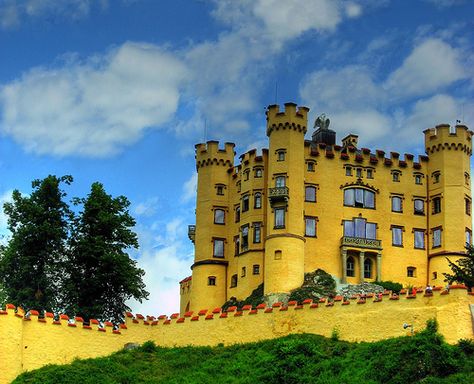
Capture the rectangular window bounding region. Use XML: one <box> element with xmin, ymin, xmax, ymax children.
<box><xmin>432</xmin><ymin>228</ymin><xmax>442</xmax><ymax>248</ymax></box>
<box><xmin>414</xmin><ymin>230</ymin><xmax>425</xmax><ymax>249</ymax></box>
<box><xmin>241</xmin><ymin>267</ymin><xmax>246</xmax><ymax>277</ymax></box>
<box><xmin>230</xmin><ymin>274</ymin><xmax>237</xmax><ymax>288</ymax></box>
<box><xmin>344</xmin><ymin>188</ymin><xmax>375</xmax><ymax>208</ymax></box>
<box><xmin>356</xmin><ymin>168</ymin><xmax>362</xmax><ymax>178</ymax></box>
<box><xmin>244</xmin><ymin>169</ymin><xmax>250</xmax><ymax>181</ymax></box>
<box><xmin>343</xmin><ymin>219</ymin><xmax>376</xmax><ymax>239</ymax></box>
<box><xmin>392</xmin><ymin>227</ymin><xmax>403</xmax><ymax>246</ymax></box>
<box><xmin>366</xmin><ymin>169</ymin><xmax>373</xmax><ymax>179</ymax></box>
<box><xmin>253</xmin><ymin>223</ymin><xmax>261</xmax><ymax>243</ymax></box>
<box><xmin>391</xmin><ymin>196</ymin><xmax>402</xmax><ymax>212</ymax></box>
<box><xmin>274</xmin><ymin>208</ymin><xmax>285</xmax><ymax>228</ymax></box>
<box><xmin>407</xmin><ymin>267</ymin><xmax>416</xmax><ymax>278</ymax></box>
<box><xmin>305</xmin><ymin>217</ymin><xmax>317</xmax><ymax>237</ymax></box>
<box><xmin>432</xmin><ymin>197</ymin><xmax>441</xmax><ymax>214</ymax></box>
<box><xmin>466</xmin><ymin>198</ymin><xmax>471</xmax><ymax>216</ymax></box>
<box><xmin>466</xmin><ymin>229</ymin><xmax>471</xmax><ymax>246</ymax></box>
<box><xmin>213</xmin><ymin>239</ymin><xmax>224</xmax><ymax>258</ymax></box>
<box><xmin>275</xmin><ymin>176</ymin><xmax>286</xmax><ymax>187</ymax></box>
<box><xmin>253</xmin><ymin>264</ymin><xmax>260</xmax><ymax>275</ymax></box>
<box><xmin>366</xmin><ymin>223</ymin><xmax>377</xmax><ymax>239</ymax></box>
<box><xmin>307</xmin><ymin>162</ymin><xmax>315</xmax><ymax>172</ymax></box>
<box><xmin>343</xmin><ymin>220</ymin><xmax>355</xmax><ymax>237</ymax></box>
<box><xmin>305</xmin><ymin>186</ymin><xmax>316</xmax><ymax>202</ymax></box>
<box><xmin>415</xmin><ymin>174</ymin><xmax>422</xmax><ymax>185</ymax></box>
<box><xmin>346</xmin><ymin>167</ymin><xmax>352</xmax><ymax>176</ymax></box>
<box><xmin>414</xmin><ymin>199</ymin><xmax>424</xmax><ymax>215</ymax></box>
<box><xmin>234</xmin><ymin>236</ymin><xmax>240</xmax><ymax>256</ymax></box>
<box><xmin>255</xmin><ymin>168</ymin><xmax>263</xmax><ymax>178</ymax></box>
<box><xmin>235</xmin><ymin>206</ymin><xmax>240</xmax><ymax>222</ymax></box>
<box><xmin>242</xmin><ymin>195</ymin><xmax>249</xmax><ymax>212</ymax></box>
<box><xmin>241</xmin><ymin>225</ymin><xmax>249</xmax><ymax>251</ymax></box>
<box><xmin>214</xmin><ymin>209</ymin><xmax>225</xmax><ymax>224</ymax></box>
<box><xmin>254</xmin><ymin>193</ymin><xmax>262</xmax><ymax>209</ymax></box>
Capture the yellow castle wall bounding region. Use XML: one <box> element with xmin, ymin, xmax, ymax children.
<box><xmin>1</xmin><ymin>288</ymin><xmax>473</xmax><ymax>384</ymax></box>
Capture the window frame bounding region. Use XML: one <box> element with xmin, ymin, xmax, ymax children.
<box><xmin>305</xmin><ymin>185</ymin><xmax>317</xmax><ymax>202</ymax></box>
<box><xmin>414</xmin><ymin>229</ymin><xmax>425</xmax><ymax>249</ymax></box>
<box><xmin>254</xmin><ymin>168</ymin><xmax>263</xmax><ymax>178</ymax></box>
<box><xmin>343</xmin><ymin>187</ymin><xmax>375</xmax><ymax>209</ymax></box>
<box><xmin>208</xmin><ymin>276</ymin><xmax>216</xmax><ymax>286</ymax></box>
<box><xmin>242</xmin><ymin>195</ymin><xmax>250</xmax><ymax>212</ymax></box>
<box><xmin>432</xmin><ymin>227</ymin><xmax>442</xmax><ymax>248</ymax></box>
<box><xmin>254</xmin><ymin>192</ymin><xmax>262</xmax><ymax>209</ymax></box>
<box><xmin>346</xmin><ymin>256</ymin><xmax>355</xmax><ymax>277</ymax></box>
<box><xmin>213</xmin><ymin>238</ymin><xmax>225</xmax><ymax>258</ymax></box>
<box><xmin>304</xmin><ymin>216</ymin><xmax>317</xmax><ymax>237</ymax></box>
<box><xmin>253</xmin><ymin>264</ymin><xmax>260</xmax><ymax>275</ymax></box>
<box><xmin>214</xmin><ymin>208</ymin><xmax>225</xmax><ymax>224</ymax></box>
<box><xmin>391</xmin><ymin>226</ymin><xmax>404</xmax><ymax>247</ymax></box>
<box><xmin>432</xmin><ymin>196</ymin><xmax>441</xmax><ymax>214</ymax></box>
<box><xmin>230</xmin><ymin>274</ymin><xmax>238</xmax><ymax>288</ymax></box>
<box><xmin>407</xmin><ymin>267</ymin><xmax>416</xmax><ymax>278</ymax></box>
<box><xmin>414</xmin><ymin>198</ymin><xmax>425</xmax><ymax>215</ymax></box>
<box><xmin>391</xmin><ymin>196</ymin><xmax>403</xmax><ymax>213</ymax></box>
<box><xmin>274</xmin><ymin>207</ymin><xmax>285</xmax><ymax>229</ymax></box>
<box><xmin>253</xmin><ymin>222</ymin><xmax>261</xmax><ymax>243</ymax></box>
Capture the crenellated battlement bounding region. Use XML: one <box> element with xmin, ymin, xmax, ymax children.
<box><xmin>424</xmin><ymin>124</ymin><xmax>473</xmax><ymax>155</ymax></box>
<box><xmin>266</xmin><ymin>102</ymin><xmax>309</xmax><ymax>137</ymax></box>
<box><xmin>195</xmin><ymin>141</ymin><xmax>235</xmax><ymax>170</ymax></box>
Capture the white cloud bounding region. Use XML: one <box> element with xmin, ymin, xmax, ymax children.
<box><xmin>181</xmin><ymin>173</ymin><xmax>197</xmax><ymax>204</ymax></box>
<box><xmin>0</xmin><ymin>42</ymin><xmax>189</xmax><ymax>157</ymax></box>
<box><xmin>133</xmin><ymin>197</ymin><xmax>160</xmax><ymax>218</ymax></box>
<box><xmin>424</xmin><ymin>0</ymin><xmax>467</xmax><ymax>8</ymax></box>
<box><xmin>384</xmin><ymin>38</ymin><xmax>466</xmax><ymax>98</ymax></box>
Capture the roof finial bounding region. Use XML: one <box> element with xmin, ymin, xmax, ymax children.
<box><xmin>314</xmin><ymin>113</ymin><xmax>330</xmax><ymax>130</ymax></box>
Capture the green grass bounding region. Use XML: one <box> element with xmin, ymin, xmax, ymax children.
<box><xmin>13</xmin><ymin>321</ymin><xmax>474</xmax><ymax>384</ymax></box>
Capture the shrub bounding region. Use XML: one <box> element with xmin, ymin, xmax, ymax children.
<box><xmin>289</xmin><ymin>269</ymin><xmax>336</xmax><ymax>304</ymax></box>
<box><xmin>375</xmin><ymin>280</ymin><xmax>403</xmax><ymax>294</ymax></box>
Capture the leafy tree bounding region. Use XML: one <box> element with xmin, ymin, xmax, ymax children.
<box><xmin>0</xmin><ymin>175</ymin><xmax>73</xmax><ymax>312</ymax></box>
<box><xmin>444</xmin><ymin>245</ymin><xmax>474</xmax><ymax>290</ymax></box>
<box><xmin>66</xmin><ymin>182</ymin><xmax>148</xmax><ymax>323</ymax></box>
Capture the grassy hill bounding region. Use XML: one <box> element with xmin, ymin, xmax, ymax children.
<box><xmin>13</xmin><ymin>320</ymin><xmax>474</xmax><ymax>384</ymax></box>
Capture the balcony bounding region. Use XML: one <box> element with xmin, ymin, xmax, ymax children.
<box><xmin>341</xmin><ymin>236</ymin><xmax>382</xmax><ymax>250</ymax></box>
<box><xmin>188</xmin><ymin>225</ymin><xmax>196</xmax><ymax>243</ymax></box>
<box><xmin>268</xmin><ymin>186</ymin><xmax>289</xmax><ymax>206</ymax></box>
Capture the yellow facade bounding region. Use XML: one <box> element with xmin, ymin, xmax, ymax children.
<box><xmin>1</xmin><ymin>288</ymin><xmax>473</xmax><ymax>384</ymax></box>
<box><xmin>182</xmin><ymin>102</ymin><xmax>473</xmax><ymax>312</ymax></box>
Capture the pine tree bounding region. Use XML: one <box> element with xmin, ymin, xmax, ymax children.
<box><xmin>444</xmin><ymin>245</ymin><xmax>474</xmax><ymax>290</ymax></box>
<box><xmin>67</xmin><ymin>182</ymin><xmax>148</xmax><ymax>323</ymax></box>
<box><xmin>0</xmin><ymin>175</ymin><xmax>73</xmax><ymax>312</ymax></box>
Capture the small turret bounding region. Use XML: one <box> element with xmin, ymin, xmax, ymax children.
<box><xmin>266</xmin><ymin>103</ymin><xmax>309</xmax><ymax>137</ymax></box>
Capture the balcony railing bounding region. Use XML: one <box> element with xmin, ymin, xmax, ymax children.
<box><xmin>188</xmin><ymin>225</ymin><xmax>196</xmax><ymax>243</ymax></box>
<box><xmin>268</xmin><ymin>186</ymin><xmax>289</xmax><ymax>205</ymax></box>
<box><xmin>341</xmin><ymin>236</ymin><xmax>382</xmax><ymax>250</ymax></box>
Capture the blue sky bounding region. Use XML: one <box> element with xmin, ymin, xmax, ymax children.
<box><xmin>0</xmin><ymin>0</ymin><xmax>473</xmax><ymax>316</ymax></box>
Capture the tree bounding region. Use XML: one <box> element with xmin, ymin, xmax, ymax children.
<box><xmin>0</xmin><ymin>175</ymin><xmax>73</xmax><ymax>312</ymax></box>
<box><xmin>66</xmin><ymin>182</ymin><xmax>148</xmax><ymax>323</ymax></box>
<box><xmin>444</xmin><ymin>245</ymin><xmax>474</xmax><ymax>290</ymax></box>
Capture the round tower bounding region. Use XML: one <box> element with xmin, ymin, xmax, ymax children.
<box><xmin>189</xmin><ymin>141</ymin><xmax>235</xmax><ymax>312</ymax></box>
<box><xmin>264</xmin><ymin>103</ymin><xmax>309</xmax><ymax>299</ymax></box>
<box><xmin>424</xmin><ymin>124</ymin><xmax>472</xmax><ymax>285</ymax></box>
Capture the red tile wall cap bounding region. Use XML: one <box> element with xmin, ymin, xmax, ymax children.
<box><xmin>416</xmin><ymin>288</ymin><xmax>424</xmax><ymax>293</ymax></box>
<box><xmin>424</xmin><ymin>293</ymin><xmax>434</xmax><ymax>297</ymax></box>
<box><xmin>264</xmin><ymin>308</ymin><xmax>273</xmax><ymax>313</ymax></box>
<box><xmin>226</xmin><ymin>306</ymin><xmax>237</xmax><ymax>312</ymax></box>
<box><xmin>319</xmin><ymin>298</ymin><xmax>326</xmax><ymax>303</ymax></box>
<box><xmin>342</xmin><ymin>301</ymin><xmax>350</xmax><ymax>305</ymax></box>
<box><xmin>219</xmin><ymin>313</ymin><xmax>228</xmax><ymax>318</ymax></box>
<box><xmin>158</xmin><ymin>315</ymin><xmax>167</xmax><ymax>320</ymax></box>
<box><xmin>413</xmin><ymin>163</ymin><xmax>421</xmax><ymax>169</ymax></box>
<box><xmin>366</xmin><ymin>293</ymin><xmax>374</xmax><ymax>298</ymax></box>
<box><xmin>136</xmin><ymin>313</ymin><xmax>145</xmax><ymax>319</ymax></box>
<box><xmin>400</xmin><ymin>289</ymin><xmax>407</xmax><ymax>294</ymax></box>
<box><xmin>104</xmin><ymin>321</ymin><xmax>113</xmax><ymax>327</ymax></box>
<box><xmin>234</xmin><ymin>311</ymin><xmax>243</xmax><ymax>317</ymax></box>
<box><xmin>249</xmin><ymin>309</ymin><xmax>258</xmax><ymax>315</ymax></box>
<box><xmin>120</xmin><ymin>323</ymin><xmax>127</xmax><ymax>329</ymax></box>
<box><xmin>151</xmin><ymin>321</ymin><xmax>158</xmax><ymax>326</ymax></box>
<box><xmin>75</xmin><ymin>317</ymin><xmax>84</xmax><ymax>323</ymax></box>
<box><xmin>60</xmin><ymin>314</ymin><xmax>69</xmax><ymax>320</ymax></box>
<box><xmin>440</xmin><ymin>291</ymin><xmax>449</xmax><ymax>295</ymax></box>
<box><xmin>384</xmin><ymin>158</ymin><xmax>392</xmax><ymax>165</ymax></box>
<box><xmin>184</xmin><ymin>311</ymin><xmax>193</xmax><ymax>317</ymax></box>
<box><xmin>302</xmin><ymin>299</ymin><xmax>313</xmax><ymax>305</ymax></box>
<box><xmin>23</xmin><ymin>316</ymin><xmax>31</xmax><ymax>321</ymax></box>
<box><xmin>362</xmin><ymin>148</ymin><xmax>371</xmax><ymax>154</ymax></box>
<box><xmin>179</xmin><ymin>276</ymin><xmax>192</xmax><ymax>284</ymax></box>
<box><xmin>334</xmin><ymin>296</ymin><xmax>343</xmax><ymax>301</ymax></box>
<box><xmin>113</xmin><ymin>330</ymin><xmax>121</xmax><ymax>334</ymax></box>
<box><xmin>125</xmin><ymin>312</ymin><xmax>133</xmax><ymax>318</ymax></box>
<box><xmin>164</xmin><ymin>320</ymin><xmax>171</xmax><ymax>325</ymax></box>
<box><xmin>325</xmin><ymin>151</ymin><xmax>334</xmax><ymax>158</ymax></box>
<box><xmin>198</xmin><ymin>309</ymin><xmax>208</xmax><ymax>316</ymax></box>
<box><xmin>287</xmin><ymin>300</ymin><xmax>297</xmax><ymax>306</ymax></box>
<box><xmin>177</xmin><ymin>318</ymin><xmax>185</xmax><ymax>323</ymax></box>
<box><xmin>90</xmin><ymin>319</ymin><xmax>99</xmax><ymax>325</ymax></box>
<box><xmin>326</xmin><ymin>302</ymin><xmax>334</xmax><ymax>307</ymax></box>
<box><xmin>83</xmin><ymin>325</ymin><xmax>92</xmax><ymax>329</ymax></box>
<box><xmin>310</xmin><ymin>303</ymin><xmax>319</xmax><ymax>309</ymax></box>
<box><xmin>294</xmin><ymin>305</ymin><xmax>304</xmax><ymax>310</ymax></box>
<box><xmin>68</xmin><ymin>323</ymin><xmax>77</xmax><ymax>327</ymax></box>
<box><xmin>98</xmin><ymin>328</ymin><xmax>106</xmax><ymax>332</ymax></box>
<box><xmin>406</xmin><ymin>295</ymin><xmax>416</xmax><ymax>299</ymax></box>
<box><xmin>170</xmin><ymin>313</ymin><xmax>179</xmax><ymax>319</ymax></box>
<box><xmin>279</xmin><ymin>306</ymin><xmax>288</xmax><ymax>311</ymax></box>
<box><xmin>449</xmin><ymin>284</ymin><xmax>467</xmax><ymax>289</ymax></box>
<box><xmin>133</xmin><ymin>319</ymin><xmax>139</xmax><ymax>324</ymax></box>
<box><xmin>205</xmin><ymin>314</ymin><xmax>214</xmax><ymax>320</ymax></box>
<box><xmin>272</xmin><ymin>302</ymin><xmax>282</xmax><ymax>308</ymax></box>
<box><xmin>212</xmin><ymin>308</ymin><xmax>221</xmax><ymax>314</ymax></box>
<box><xmin>147</xmin><ymin>315</ymin><xmax>155</xmax><ymax>321</ymax></box>
<box><xmin>0</xmin><ymin>310</ymin><xmax>7</xmax><ymax>315</ymax></box>
<box><xmin>256</xmin><ymin>303</ymin><xmax>266</xmax><ymax>309</ymax></box>
<box><xmin>6</xmin><ymin>303</ymin><xmax>15</xmax><ymax>309</ymax></box>
<box><xmin>432</xmin><ymin>286</ymin><xmax>442</xmax><ymax>291</ymax></box>
<box><xmin>191</xmin><ymin>316</ymin><xmax>199</xmax><ymax>321</ymax></box>
<box><xmin>143</xmin><ymin>321</ymin><xmax>150</xmax><ymax>325</ymax></box>
<box><xmin>357</xmin><ymin>300</ymin><xmax>366</xmax><ymax>304</ymax></box>
<box><xmin>340</xmin><ymin>153</ymin><xmax>349</xmax><ymax>160</ymax></box>
<box><xmin>376</xmin><ymin>149</ymin><xmax>385</xmax><ymax>156</ymax></box>
<box><xmin>242</xmin><ymin>304</ymin><xmax>252</xmax><ymax>311</ymax></box>
<box><xmin>52</xmin><ymin>320</ymin><xmax>61</xmax><ymax>325</ymax></box>
<box><xmin>390</xmin><ymin>295</ymin><xmax>400</xmax><ymax>300</ymax></box>
<box><xmin>45</xmin><ymin>312</ymin><xmax>54</xmax><ymax>318</ymax></box>
<box><xmin>29</xmin><ymin>310</ymin><xmax>39</xmax><ymax>316</ymax></box>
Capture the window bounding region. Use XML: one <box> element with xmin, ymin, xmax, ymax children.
<box><xmin>241</xmin><ymin>267</ymin><xmax>246</xmax><ymax>277</ymax></box>
<box><xmin>237</xmin><ymin>181</ymin><xmax>241</xmax><ymax>192</ymax></box>
<box><xmin>274</xmin><ymin>208</ymin><xmax>285</xmax><ymax>228</ymax></box>
<box><xmin>244</xmin><ymin>169</ymin><xmax>250</xmax><ymax>181</ymax></box>
<box><xmin>466</xmin><ymin>198</ymin><xmax>471</xmax><ymax>215</ymax></box>
<box><xmin>343</xmin><ymin>188</ymin><xmax>375</xmax><ymax>208</ymax></box>
<box><xmin>414</xmin><ymin>199</ymin><xmax>424</xmax><ymax>215</ymax></box>
<box><xmin>356</xmin><ymin>168</ymin><xmax>362</xmax><ymax>178</ymax></box>
<box><xmin>392</xmin><ymin>226</ymin><xmax>403</xmax><ymax>246</ymax></box>
<box><xmin>277</xmin><ymin>149</ymin><xmax>286</xmax><ymax>161</ymax></box>
<box><xmin>216</xmin><ymin>184</ymin><xmax>225</xmax><ymax>195</ymax></box>
<box><xmin>253</xmin><ymin>264</ymin><xmax>260</xmax><ymax>275</ymax></box>
<box><xmin>214</xmin><ymin>209</ymin><xmax>225</xmax><ymax>224</ymax></box>
<box><xmin>391</xmin><ymin>196</ymin><xmax>403</xmax><ymax>213</ymax></box>
<box><xmin>364</xmin><ymin>259</ymin><xmax>372</xmax><ymax>279</ymax></box>
<box><xmin>414</xmin><ymin>229</ymin><xmax>425</xmax><ymax>249</ymax></box>
<box><xmin>230</xmin><ymin>274</ymin><xmax>237</xmax><ymax>288</ymax></box>
<box><xmin>254</xmin><ymin>193</ymin><xmax>262</xmax><ymax>209</ymax></box>
<box><xmin>242</xmin><ymin>195</ymin><xmax>249</xmax><ymax>212</ymax></box>
<box><xmin>366</xmin><ymin>169</ymin><xmax>373</xmax><ymax>179</ymax></box>
<box><xmin>432</xmin><ymin>172</ymin><xmax>440</xmax><ymax>184</ymax></box>
<box><xmin>234</xmin><ymin>236</ymin><xmax>240</xmax><ymax>256</ymax></box>
<box><xmin>253</xmin><ymin>223</ymin><xmax>261</xmax><ymax>243</ymax></box>
<box><xmin>274</xmin><ymin>250</ymin><xmax>282</xmax><ymax>260</ymax></box>
<box><xmin>466</xmin><ymin>229</ymin><xmax>471</xmax><ymax>246</ymax></box>
<box><xmin>208</xmin><ymin>276</ymin><xmax>216</xmax><ymax>286</ymax></box>
<box><xmin>432</xmin><ymin>197</ymin><xmax>441</xmax><ymax>214</ymax></box>
<box><xmin>255</xmin><ymin>168</ymin><xmax>263</xmax><ymax>178</ymax></box>
<box><xmin>343</xmin><ymin>218</ymin><xmax>377</xmax><ymax>239</ymax></box>
<box><xmin>307</xmin><ymin>162</ymin><xmax>315</xmax><ymax>172</ymax></box>
<box><xmin>392</xmin><ymin>171</ymin><xmax>400</xmax><ymax>182</ymax></box>
<box><xmin>407</xmin><ymin>267</ymin><xmax>416</xmax><ymax>278</ymax></box>
<box><xmin>241</xmin><ymin>225</ymin><xmax>249</xmax><ymax>251</ymax></box>
<box><xmin>415</xmin><ymin>174</ymin><xmax>422</xmax><ymax>185</ymax></box>
<box><xmin>345</xmin><ymin>166</ymin><xmax>352</xmax><ymax>176</ymax></box>
<box><xmin>235</xmin><ymin>206</ymin><xmax>240</xmax><ymax>222</ymax></box>
<box><xmin>305</xmin><ymin>186</ymin><xmax>316</xmax><ymax>202</ymax></box>
<box><xmin>275</xmin><ymin>175</ymin><xmax>286</xmax><ymax>187</ymax></box>
<box><xmin>305</xmin><ymin>217</ymin><xmax>317</xmax><ymax>237</ymax></box>
<box><xmin>346</xmin><ymin>257</ymin><xmax>355</xmax><ymax>277</ymax></box>
<box><xmin>432</xmin><ymin>227</ymin><xmax>442</xmax><ymax>248</ymax></box>
<box><xmin>432</xmin><ymin>272</ymin><xmax>438</xmax><ymax>280</ymax></box>
<box><xmin>213</xmin><ymin>239</ymin><xmax>224</xmax><ymax>258</ymax></box>
<box><xmin>465</xmin><ymin>172</ymin><xmax>470</xmax><ymax>186</ymax></box>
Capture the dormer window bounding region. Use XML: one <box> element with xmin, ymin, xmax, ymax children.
<box><xmin>276</xmin><ymin>149</ymin><xmax>286</xmax><ymax>161</ymax></box>
<box><xmin>392</xmin><ymin>170</ymin><xmax>401</xmax><ymax>182</ymax></box>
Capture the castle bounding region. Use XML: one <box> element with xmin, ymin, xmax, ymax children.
<box><xmin>180</xmin><ymin>102</ymin><xmax>473</xmax><ymax>313</ymax></box>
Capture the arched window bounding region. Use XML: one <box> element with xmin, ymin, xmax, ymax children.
<box><xmin>254</xmin><ymin>193</ymin><xmax>262</xmax><ymax>209</ymax></box>
<box><xmin>364</xmin><ymin>258</ymin><xmax>372</xmax><ymax>279</ymax></box>
<box><xmin>346</xmin><ymin>257</ymin><xmax>355</xmax><ymax>277</ymax></box>
<box><xmin>343</xmin><ymin>188</ymin><xmax>375</xmax><ymax>208</ymax></box>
